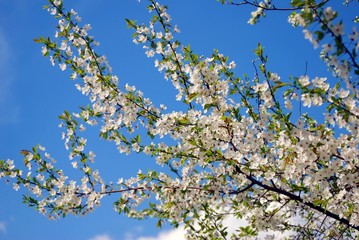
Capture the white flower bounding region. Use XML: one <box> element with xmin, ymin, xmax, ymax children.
<box><xmin>36</xmin><ymin>174</ymin><xmax>45</xmax><ymax>182</ymax></box>
<box><xmin>324</xmin><ymin>7</ymin><xmax>336</xmax><ymax>21</ymax></box>
<box><xmin>49</xmin><ymin>7</ymin><xmax>57</xmax><ymax>15</ymax></box>
<box><xmin>59</xmin><ymin>63</ymin><xmax>66</xmax><ymax>71</ymax></box>
<box><xmin>125</xmin><ymin>83</ymin><xmax>136</xmax><ymax>92</ymax></box>
<box><xmin>71</xmin><ymin>161</ymin><xmax>78</xmax><ymax>168</ymax></box>
<box><xmin>32</xmin><ymin>186</ymin><xmax>42</xmax><ymax>197</ymax></box>
<box><xmin>160</xmin><ymin>104</ymin><xmax>167</xmax><ymax>110</ymax></box>
<box><xmin>288</xmin><ymin>13</ymin><xmax>306</xmax><ymax>27</ymax></box>
<box><xmin>312</xmin><ymin>77</ymin><xmax>329</xmax><ymax>91</ymax></box>
<box><xmin>174</xmin><ymin>25</ymin><xmax>180</xmax><ymax>33</ymax></box>
<box><xmin>270</xmin><ymin>73</ymin><xmax>280</xmax><ymax>82</ymax></box>
<box><xmin>49</xmin><ymin>189</ymin><xmax>56</xmax><ymax>196</ymax></box>
<box><xmin>60</xmin><ymin>41</ymin><xmax>67</xmax><ymax>50</ymax></box>
<box><xmin>50</xmin><ymin>56</ymin><xmax>55</xmax><ymax>66</ymax></box>
<box><xmin>349</xmin><ymin>27</ymin><xmax>358</xmax><ymax>41</ymax></box>
<box><xmin>321</xmin><ymin>44</ymin><xmax>333</xmax><ymax>54</ymax></box>
<box><xmin>312</xmin><ymin>95</ymin><xmax>323</xmax><ymax>106</ymax></box>
<box><xmin>117</xmin><ymin>178</ymin><xmax>123</xmax><ymax>185</ymax></box>
<box><xmin>41</xmin><ymin>46</ymin><xmax>48</xmax><ymax>55</ymax></box>
<box><xmin>83</xmin><ymin>166</ymin><xmax>90</xmax><ymax>173</ymax></box>
<box><xmin>302</xmin><ymin>93</ymin><xmax>311</xmax><ymax>107</ymax></box>
<box><xmin>156</xmin><ymin>42</ymin><xmax>163</xmax><ymax>54</ymax></box>
<box><xmin>284</xmin><ymin>97</ymin><xmax>292</xmax><ymax>110</ymax></box>
<box><xmin>266</xmin><ymin>201</ymin><xmax>281</xmax><ymax>212</ymax></box>
<box><xmin>229</xmin><ymin>61</ymin><xmax>236</xmax><ymax>69</ymax></box>
<box><xmin>137</xmin><ymin>34</ymin><xmax>147</xmax><ymax>43</ymax></box>
<box><xmin>88</xmin><ymin>151</ymin><xmax>96</xmax><ymax>163</ymax></box>
<box><xmin>13</xmin><ymin>183</ymin><xmax>20</xmax><ymax>191</ymax></box>
<box><xmin>53</xmin><ymin>0</ymin><xmax>62</xmax><ymax>7</ymax></box>
<box><xmin>156</xmin><ymin>32</ymin><xmax>163</xmax><ymax>39</ymax></box>
<box><xmin>303</xmin><ymin>29</ymin><xmax>318</xmax><ymax>48</ymax></box>
<box><xmin>344</xmin><ymin>97</ymin><xmax>355</xmax><ymax>110</ymax></box>
<box><xmin>145</xmin><ymin>49</ymin><xmax>155</xmax><ymax>57</ymax></box>
<box><xmin>10</xmin><ymin>171</ymin><xmax>17</xmax><ymax>178</ymax></box>
<box><xmin>332</xmin><ymin>23</ymin><xmax>344</xmax><ymax>36</ymax></box>
<box><xmin>298</xmin><ymin>75</ymin><xmax>310</xmax><ymax>86</ymax></box>
<box><xmin>253</xmin><ymin>82</ymin><xmax>269</xmax><ymax>93</ymax></box>
<box><xmin>338</xmin><ymin>89</ymin><xmax>350</xmax><ymax>98</ymax></box>
<box><xmin>6</xmin><ymin>159</ymin><xmax>15</xmax><ymax>170</ymax></box>
<box><xmin>165</xmin><ymin>32</ymin><xmax>173</xmax><ymax>41</ymax></box>
<box><xmin>70</xmin><ymin>73</ymin><xmax>77</xmax><ymax>80</ymax></box>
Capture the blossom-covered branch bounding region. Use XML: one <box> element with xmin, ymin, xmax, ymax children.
<box><xmin>1</xmin><ymin>0</ymin><xmax>358</xmax><ymax>239</ymax></box>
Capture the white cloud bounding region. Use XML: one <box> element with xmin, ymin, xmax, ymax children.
<box><xmin>137</xmin><ymin>226</ymin><xmax>185</xmax><ymax>240</ymax></box>
<box><xmin>123</xmin><ymin>226</ymin><xmax>144</xmax><ymax>240</ymax></box>
<box><xmin>0</xmin><ymin>221</ymin><xmax>6</xmax><ymax>234</ymax></box>
<box><xmin>135</xmin><ymin>213</ymin><xmax>299</xmax><ymax>240</ymax></box>
<box><xmin>224</xmin><ymin>214</ymin><xmax>296</xmax><ymax>239</ymax></box>
<box><xmin>88</xmin><ymin>234</ymin><xmax>113</xmax><ymax>240</ymax></box>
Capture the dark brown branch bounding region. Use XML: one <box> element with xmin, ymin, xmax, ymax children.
<box><xmin>313</xmin><ymin>9</ymin><xmax>359</xmax><ymax>71</ymax></box>
<box><xmin>150</xmin><ymin>0</ymin><xmax>194</xmax><ymax>109</ymax></box>
<box><xmin>235</xmin><ymin>165</ymin><xmax>359</xmax><ymax>231</ymax></box>
<box><xmin>100</xmin><ymin>182</ymin><xmax>255</xmax><ymax>196</ymax></box>
<box><xmin>226</xmin><ymin>0</ymin><xmax>329</xmax><ymax>11</ymax></box>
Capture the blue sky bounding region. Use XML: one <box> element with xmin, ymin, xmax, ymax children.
<box><xmin>0</xmin><ymin>0</ymin><xmax>356</xmax><ymax>239</ymax></box>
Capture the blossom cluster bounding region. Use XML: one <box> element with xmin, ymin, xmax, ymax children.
<box><xmin>287</xmin><ymin>3</ymin><xmax>359</xmax><ymax>98</ymax></box>
<box><xmin>1</xmin><ymin>0</ymin><xmax>359</xmax><ymax>239</ymax></box>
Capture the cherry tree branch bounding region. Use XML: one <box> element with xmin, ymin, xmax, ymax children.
<box><xmin>225</xmin><ymin>0</ymin><xmax>329</xmax><ymax>11</ymax></box>
<box><xmin>235</xmin><ymin>165</ymin><xmax>359</xmax><ymax>231</ymax></box>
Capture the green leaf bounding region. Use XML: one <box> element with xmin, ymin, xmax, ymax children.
<box><xmin>204</xmin><ymin>103</ymin><xmax>217</xmax><ymax>110</ymax></box>
<box><xmin>125</xmin><ymin>18</ymin><xmax>136</xmax><ymax>28</ymax></box>
<box><xmin>314</xmin><ymin>31</ymin><xmax>324</xmax><ymax>41</ymax></box>
<box><xmin>239</xmin><ymin>226</ymin><xmax>257</xmax><ymax>236</ymax></box>
<box><xmin>291</xmin><ymin>0</ymin><xmax>304</xmax><ymax>7</ymax></box>
<box><xmin>156</xmin><ymin>219</ymin><xmax>162</xmax><ymax>228</ymax></box>
<box><xmin>254</xmin><ymin>43</ymin><xmax>263</xmax><ymax>58</ymax></box>
<box><xmin>188</xmin><ymin>139</ymin><xmax>197</xmax><ymax>146</ymax></box>
<box><xmin>183</xmin><ymin>44</ymin><xmax>191</xmax><ymax>53</ymax></box>
<box><xmin>272</xmin><ymin>81</ymin><xmax>287</xmax><ymax>92</ymax></box>
<box><xmin>33</xmin><ymin>37</ymin><xmax>43</xmax><ymax>43</ymax></box>
<box><xmin>187</xmin><ymin>92</ymin><xmax>197</xmax><ymax>102</ymax></box>
<box><xmin>135</xmin><ymin>134</ymin><xmax>141</xmax><ymax>143</ymax></box>
<box><xmin>205</xmin><ymin>149</ymin><xmax>212</xmax><ymax>157</ymax></box>
<box><xmin>177</xmin><ymin>117</ymin><xmax>189</xmax><ymax>125</ymax></box>
<box><xmin>259</xmin><ymin>64</ymin><xmax>265</xmax><ymax>74</ymax></box>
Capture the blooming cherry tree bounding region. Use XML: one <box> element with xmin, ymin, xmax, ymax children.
<box><xmin>1</xmin><ymin>0</ymin><xmax>359</xmax><ymax>239</ymax></box>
